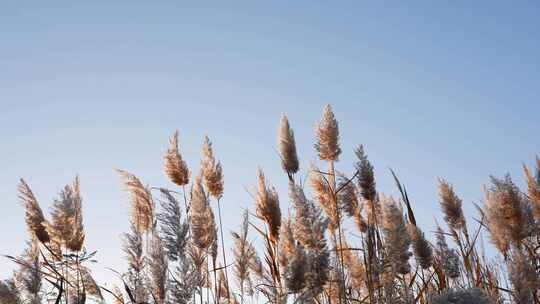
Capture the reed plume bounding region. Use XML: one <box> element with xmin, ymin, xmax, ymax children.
<box><xmin>381</xmin><ymin>196</ymin><xmax>411</xmax><ymax>274</ymax></box>
<box><xmin>231</xmin><ymin>211</ymin><xmax>257</xmax><ymax>299</ymax></box>
<box><xmin>201</xmin><ymin>135</ymin><xmax>230</xmax><ymax>299</ymax></box>
<box><xmin>201</xmin><ymin>136</ymin><xmax>224</xmax><ymax>199</ymax></box>
<box><xmin>123</xmin><ymin>222</ymin><xmax>148</xmax><ymax>303</ymax></box>
<box><xmin>149</xmin><ymin>232</ymin><xmax>168</xmax><ymax>304</ymax></box>
<box><xmin>18</xmin><ymin>179</ymin><xmax>50</xmax><ymax>243</ymax></box>
<box><xmin>190</xmin><ymin>177</ymin><xmax>217</xmax><ymax>251</ymax></box>
<box><xmin>13</xmin><ymin>240</ymin><xmax>41</xmax><ymax>304</ymax></box>
<box><xmin>157</xmin><ymin>188</ymin><xmax>189</xmax><ymax>262</ymax></box>
<box><xmin>118</xmin><ymin>170</ymin><xmax>155</xmax><ymax>233</ymax></box>
<box><xmin>310</xmin><ymin>165</ymin><xmax>338</xmax><ymax>230</ymax></box>
<box><xmin>283</xmin><ymin>244</ymin><xmax>307</xmax><ymax>294</ymax></box>
<box><xmin>434</xmin><ymin>226</ymin><xmax>461</xmax><ymax>280</ymax></box>
<box><xmin>508</xmin><ymin>251</ymin><xmax>538</xmax><ymax>304</ymax></box>
<box><xmin>341</xmin><ymin>239</ymin><xmax>366</xmax><ymax>291</ymax></box>
<box><xmin>438</xmin><ymin>179</ymin><xmax>466</xmax><ymax>231</ymax></box>
<box><xmin>278</xmin><ymin>219</ymin><xmax>295</xmax><ymax>268</ymax></box>
<box><xmin>289</xmin><ymin>182</ymin><xmax>328</xmax><ymax>251</ymax></box>
<box><xmin>49</xmin><ymin>176</ymin><xmax>85</xmax><ymax>251</ymax></box>
<box><xmin>0</xmin><ymin>280</ymin><xmax>20</xmax><ymax>304</ymax></box>
<box><xmin>484</xmin><ymin>175</ymin><xmax>530</xmax><ymax>255</ymax></box>
<box><xmin>79</xmin><ymin>267</ymin><xmax>103</xmax><ymax>302</ymax></box>
<box><xmin>254</xmin><ymin>169</ymin><xmax>281</xmax><ymax>245</ymax></box>
<box><xmin>164</xmin><ymin>130</ymin><xmax>190</xmax><ymax>187</ymax></box>
<box><xmin>315</xmin><ymin>104</ymin><xmax>341</xmax><ymax>161</ymax></box>
<box><xmin>355</xmin><ymin>145</ymin><xmax>377</xmax><ymax>203</ymax></box>
<box><xmin>337</xmin><ymin>174</ymin><xmax>359</xmax><ymax>218</ymax></box>
<box><xmin>278</xmin><ymin>115</ymin><xmax>299</xmax><ymax>179</ymax></box>
<box><xmin>408</xmin><ymin>224</ymin><xmax>433</xmax><ymax>269</ymax></box>
<box><xmin>524</xmin><ymin>157</ymin><xmax>540</xmax><ymax>224</ymax></box>
<box><xmin>289</xmin><ymin>183</ymin><xmax>330</xmax><ymax>299</ymax></box>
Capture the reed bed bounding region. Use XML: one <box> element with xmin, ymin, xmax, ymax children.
<box><xmin>2</xmin><ymin>105</ymin><xmax>540</xmax><ymax>304</ymax></box>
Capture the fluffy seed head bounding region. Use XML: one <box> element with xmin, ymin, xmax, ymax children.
<box><xmin>438</xmin><ymin>179</ymin><xmax>466</xmax><ymax>231</ymax></box>
<box><xmin>484</xmin><ymin>175</ymin><xmax>530</xmax><ymax>254</ymax></box>
<box><xmin>232</xmin><ymin>211</ymin><xmax>257</xmax><ymax>297</ymax></box>
<box><xmin>201</xmin><ymin>136</ymin><xmax>224</xmax><ymax>199</ymax></box>
<box><xmin>408</xmin><ymin>224</ymin><xmax>433</xmax><ymax>269</ymax></box>
<box><xmin>190</xmin><ymin>177</ymin><xmax>216</xmax><ymax>251</ymax></box>
<box><xmin>381</xmin><ymin>196</ymin><xmax>412</xmax><ymax>274</ymax></box>
<box><xmin>290</xmin><ymin>182</ymin><xmax>329</xmax><ymax>251</ymax></box>
<box><xmin>337</xmin><ymin>174</ymin><xmax>359</xmax><ymax>218</ymax></box>
<box><xmin>310</xmin><ymin>165</ymin><xmax>338</xmax><ymax>230</ymax></box>
<box><xmin>254</xmin><ymin>169</ymin><xmax>281</xmax><ymax>245</ymax></box>
<box><xmin>118</xmin><ymin>170</ymin><xmax>155</xmax><ymax>233</ymax></box>
<box><xmin>164</xmin><ymin>131</ymin><xmax>190</xmax><ymax>186</ymax></box>
<box><xmin>524</xmin><ymin>159</ymin><xmax>540</xmax><ymax>224</ymax></box>
<box><xmin>48</xmin><ymin>176</ymin><xmax>86</xmax><ymax>251</ymax></box>
<box><xmin>18</xmin><ymin>179</ymin><xmax>50</xmax><ymax>243</ymax></box>
<box><xmin>278</xmin><ymin>115</ymin><xmax>300</xmax><ymax>176</ymax></box>
<box><xmin>508</xmin><ymin>251</ymin><xmax>538</xmax><ymax>304</ymax></box>
<box><xmin>355</xmin><ymin>145</ymin><xmax>377</xmax><ymax>202</ymax></box>
<box><xmin>315</xmin><ymin>105</ymin><xmax>341</xmax><ymax>161</ymax></box>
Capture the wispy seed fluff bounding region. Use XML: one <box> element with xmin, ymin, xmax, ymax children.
<box><xmin>164</xmin><ymin>131</ymin><xmax>190</xmax><ymax>187</ymax></box>
<box><xmin>381</xmin><ymin>196</ymin><xmax>412</xmax><ymax>274</ymax></box>
<box><xmin>435</xmin><ymin>226</ymin><xmax>461</xmax><ymax>279</ymax></box>
<box><xmin>484</xmin><ymin>175</ymin><xmax>531</xmax><ymax>254</ymax></box>
<box><xmin>49</xmin><ymin>176</ymin><xmax>85</xmax><ymax>252</ymax></box>
<box><xmin>190</xmin><ymin>177</ymin><xmax>217</xmax><ymax>251</ymax></box>
<box><xmin>524</xmin><ymin>157</ymin><xmax>540</xmax><ymax>224</ymax></box>
<box><xmin>149</xmin><ymin>232</ymin><xmax>168</xmax><ymax>304</ymax></box>
<box><xmin>231</xmin><ymin>211</ymin><xmax>257</xmax><ymax>298</ymax></box>
<box><xmin>254</xmin><ymin>169</ymin><xmax>281</xmax><ymax>245</ymax></box>
<box><xmin>438</xmin><ymin>179</ymin><xmax>466</xmax><ymax>231</ymax></box>
<box><xmin>508</xmin><ymin>251</ymin><xmax>539</xmax><ymax>304</ymax></box>
<box><xmin>290</xmin><ymin>182</ymin><xmax>329</xmax><ymax>251</ymax></box>
<box><xmin>407</xmin><ymin>224</ymin><xmax>433</xmax><ymax>269</ymax></box>
<box><xmin>310</xmin><ymin>165</ymin><xmax>338</xmax><ymax>230</ymax></box>
<box><xmin>355</xmin><ymin>145</ymin><xmax>377</xmax><ymax>203</ymax></box>
<box><xmin>201</xmin><ymin>136</ymin><xmax>224</xmax><ymax>199</ymax></box>
<box><xmin>278</xmin><ymin>219</ymin><xmax>296</xmax><ymax>268</ymax></box>
<box><xmin>341</xmin><ymin>239</ymin><xmax>366</xmax><ymax>291</ymax></box>
<box><xmin>283</xmin><ymin>243</ymin><xmax>307</xmax><ymax>293</ymax></box>
<box><xmin>18</xmin><ymin>179</ymin><xmax>50</xmax><ymax>243</ymax></box>
<box><xmin>278</xmin><ymin>115</ymin><xmax>299</xmax><ymax>178</ymax></box>
<box><xmin>315</xmin><ymin>104</ymin><xmax>341</xmax><ymax>161</ymax></box>
<box><xmin>337</xmin><ymin>174</ymin><xmax>359</xmax><ymax>218</ymax></box>
<box><xmin>118</xmin><ymin>170</ymin><xmax>155</xmax><ymax>233</ymax></box>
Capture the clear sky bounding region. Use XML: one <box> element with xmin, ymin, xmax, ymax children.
<box><xmin>1</xmin><ymin>1</ymin><xmax>539</xmax><ymax>289</ymax></box>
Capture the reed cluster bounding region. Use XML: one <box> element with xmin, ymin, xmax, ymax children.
<box><xmin>3</xmin><ymin>105</ymin><xmax>540</xmax><ymax>304</ymax></box>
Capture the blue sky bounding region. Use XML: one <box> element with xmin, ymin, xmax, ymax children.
<box><xmin>1</xmin><ymin>1</ymin><xmax>539</xmax><ymax>287</ymax></box>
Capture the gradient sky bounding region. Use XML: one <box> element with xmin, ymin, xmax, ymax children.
<box><xmin>1</xmin><ymin>1</ymin><xmax>539</xmax><ymax>290</ymax></box>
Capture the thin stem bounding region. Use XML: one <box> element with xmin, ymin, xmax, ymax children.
<box><xmin>217</xmin><ymin>197</ymin><xmax>231</xmax><ymax>301</ymax></box>
<box><xmin>329</xmin><ymin>160</ymin><xmax>347</xmax><ymax>304</ymax></box>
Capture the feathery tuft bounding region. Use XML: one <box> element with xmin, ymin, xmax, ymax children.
<box><xmin>438</xmin><ymin>179</ymin><xmax>466</xmax><ymax>231</ymax></box>
<box><xmin>201</xmin><ymin>136</ymin><xmax>224</xmax><ymax>199</ymax></box>
<box><xmin>118</xmin><ymin>170</ymin><xmax>155</xmax><ymax>233</ymax></box>
<box><xmin>190</xmin><ymin>177</ymin><xmax>217</xmax><ymax>251</ymax></box>
<box><xmin>381</xmin><ymin>196</ymin><xmax>412</xmax><ymax>274</ymax></box>
<box><xmin>278</xmin><ymin>115</ymin><xmax>300</xmax><ymax>177</ymax></box>
<box><xmin>315</xmin><ymin>105</ymin><xmax>341</xmax><ymax>161</ymax></box>
<box><xmin>18</xmin><ymin>179</ymin><xmax>50</xmax><ymax>243</ymax></box>
<box><xmin>254</xmin><ymin>169</ymin><xmax>281</xmax><ymax>245</ymax></box>
<box><xmin>355</xmin><ymin>145</ymin><xmax>377</xmax><ymax>203</ymax></box>
<box><xmin>164</xmin><ymin>131</ymin><xmax>190</xmax><ymax>187</ymax></box>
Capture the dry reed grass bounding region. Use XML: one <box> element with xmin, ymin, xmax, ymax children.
<box><xmin>3</xmin><ymin>105</ymin><xmax>540</xmax><ymax>304</ymax></box>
